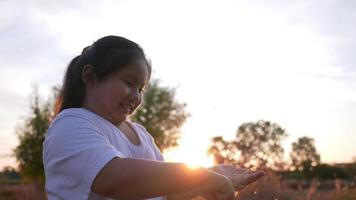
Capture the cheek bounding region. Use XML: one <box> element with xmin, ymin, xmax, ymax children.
<box><xmin>116</xmin><ymin>90</ymin><xmax>130</xmax><ymax>103</ymax></box>
<box><xmin>106</xmin><ymin>87</ymin><xmax>129</xmax><ymax>106</ymax></box>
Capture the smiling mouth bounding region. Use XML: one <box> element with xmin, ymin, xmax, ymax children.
<box><xmin>120</xmin><ymin>103</ymin><xmax>133</xmax><ymax>113</ymax></box>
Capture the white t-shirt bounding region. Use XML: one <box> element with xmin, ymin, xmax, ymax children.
<box><xmin>43</xmin><ymin>108</ymin><xmax>165</xmax><ymax>200</ymax></box>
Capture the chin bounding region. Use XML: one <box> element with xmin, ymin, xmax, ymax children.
<box><xmin>117</xmin><ymin>114</ymin><xmax>128</xmax><ymax>122</ymax></box>
<box><xmin>109</xmin><ymin>114</ymin><xmax>127</xmax><ymax>125</ymax></box>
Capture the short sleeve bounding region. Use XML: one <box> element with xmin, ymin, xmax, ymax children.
<box><xmin>43</xmin><ymin>115</ymin><xmax>125</xmax><ymax>200</ymax></box>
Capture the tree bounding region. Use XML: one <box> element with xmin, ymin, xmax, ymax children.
<box><xmin>208</xmin><ymin>120</ymin><xmax>288</xmax><ymax>169</ymax></box>
<box><xmin>290</xmin><ymin>136</ymin><xmax>320</xmax><ymax>176</ymax></box>
<box><xmin>14</xmin><ymin>87</ymin><xmax>55</xmax><ymax>182</ymax></box>
<box><xmin>208</xmin><ymin>136</ymin><xmax>238</xmax><ymax>164</ymax></box>
<box><xmin>131</xmin><ymin>79</ymin><xmax>189</xmax><ymax>151</ymax></box>
<box><xmin>235</xmin><ymin>120</ymin><xmax>288</xmax><ymax>168</ymax></box>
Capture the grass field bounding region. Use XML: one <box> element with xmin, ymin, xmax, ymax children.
<box><xmin>1</xmin><ymin>176</ymin><xmax>355</xmax><ymax>200</ymax></box>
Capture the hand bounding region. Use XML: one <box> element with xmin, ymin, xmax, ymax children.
<box><xmin>209</xmin><ymin>164</ymin><xmax>265</xmax><ymax>191</ymax></box>
<box><xmin>201</xmin><ymin>171</ymin><xmax>237</xmax><ymax>200</ymax></box>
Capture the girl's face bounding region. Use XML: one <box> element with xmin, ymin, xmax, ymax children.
<box><xmin>84</xmin><ymin>61</ymin><xmax>149</xmax><ymax>125</ymax></box>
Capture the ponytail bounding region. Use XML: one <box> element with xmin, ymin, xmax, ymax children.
<box><xmin>54</xmin><ymin>55</ymin><xmax>86</xmax><ymax>115</ymax></box>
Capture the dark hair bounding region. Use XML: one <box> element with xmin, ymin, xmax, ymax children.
<box><xmin>54</xmin><ymin>35</ymin><xmax>151</xmax><ymax>115</ymax></box>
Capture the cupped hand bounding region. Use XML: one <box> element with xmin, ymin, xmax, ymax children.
<box><xmin>209</xmin><ymin>164</ymin><xmax>265</xmax><ymax>190</ymax></box>
<box><xmin>201</xmin><ymin>171</ymin><xmax>237</xmax><ymax>200</ymax></box>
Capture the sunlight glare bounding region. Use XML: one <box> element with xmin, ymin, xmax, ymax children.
<box><xmin>163</xmin><ymin>134</ymin><xmax>215</xmax><ymax>168</ymax></box>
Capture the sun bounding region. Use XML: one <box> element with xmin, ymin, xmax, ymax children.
<box><xmin>163</xmin><ymin>135</ymin><xmax>215</xmax><ymax>169</ymax></box>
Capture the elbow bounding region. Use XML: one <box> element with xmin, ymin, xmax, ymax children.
<box><xmin>91</xmin><ymin>158</ymin><xmax>133</xmax><ymax>198</ymax></box>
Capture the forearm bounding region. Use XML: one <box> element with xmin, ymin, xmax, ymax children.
<box><xmin>92</xmin><ymin>158</ymin><xmax>213</xmax><ymax>199</ymax></box>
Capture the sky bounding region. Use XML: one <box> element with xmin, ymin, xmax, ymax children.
<box><xmin>0</xmin><ymin>0</ymin><xmax>355</xmax><ymax>169</ymax></box>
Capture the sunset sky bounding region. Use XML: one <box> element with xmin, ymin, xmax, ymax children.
<box><xmin>0</xmin><ymin>0</ymin><xmax>355</xmax><ymax>169</ymax></box>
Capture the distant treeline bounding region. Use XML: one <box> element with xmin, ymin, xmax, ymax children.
<box><xmin>280</xmin><ymin>162</ymin><xmax>356</xmax><ymax>181</ymax></box>
<box><xmin>0</xmin><ymin>167</ymin><xmax>21</xmax><ymax>184</ymax></box>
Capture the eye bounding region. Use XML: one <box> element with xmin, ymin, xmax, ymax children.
<box><xmin>124</xmin><ymin>80</ymin><xmax>134</xmax><ymax>86</ymax></box>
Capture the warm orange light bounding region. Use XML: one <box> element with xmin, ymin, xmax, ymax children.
<box><xmin>163</xmin><ymin>135</ymin><xmax>215</xmax><ymax>168</ymax></box>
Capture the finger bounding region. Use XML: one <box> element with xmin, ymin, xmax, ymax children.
<box><xmin>231</xmin><ymin>168</ymin><xmax>248</xmax><ymax>176</ymax></box>
<box><xmin>231</xmin><ymin>171</ymin><xmax>265</xmax><ymax>190</ymax></box>
<box><xmin>242</xmin><ymin>171</ymin><xmax>265</xmax><ymax>186</ymax></box>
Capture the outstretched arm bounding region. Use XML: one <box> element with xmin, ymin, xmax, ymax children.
<box><xmin>92</xmin><ymin>158</ymin><xmax>236</xmax><ymax>200</ymax></box>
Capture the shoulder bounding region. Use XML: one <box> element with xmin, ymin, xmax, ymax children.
<box><xmin>44</xmin><ymin>108</ymin><xmax>122</xmax><ymax>160</ymax></box>
<box><xmin>53</xmin><ymin>108</ymin><xmax>100</xmax><ymax>125</ymax></box>
<box><xmin>49</xmin><ymin>108</ymin><xmax>113</xmax><ymax>133</ymax></box>
<box><xmin>45</xmin><ymin>108</ymin><xmax>113</xmax><ymax>146</ymax></box>
<box><xmin>47</xmin><ymin>109</ymin><xmax>95</xmax><ymax>136</ymax></box>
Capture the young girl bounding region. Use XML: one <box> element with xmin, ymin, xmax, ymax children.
<box><xmin>43</xmin><ymin>35</ymin><xmax>264</xmax><ymax>200</ymax></box>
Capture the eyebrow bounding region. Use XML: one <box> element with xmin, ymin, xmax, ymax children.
<box><xmin>124</xmin><ymin>73</ymin><xmax>147</xmax><ymax>87</ymax></box>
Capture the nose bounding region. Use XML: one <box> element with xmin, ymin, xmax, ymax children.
<box><xmin>128</xmin><ymin>88</ymin><xmax>140</xmax><ymax>102</ymax></box>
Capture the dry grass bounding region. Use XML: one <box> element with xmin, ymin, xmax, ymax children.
<box><xmin>0</xmin><ymin>183</ymin><xmax>47</xmax><ymax>200</ymax></box>
<box><xmin>234</xmin><ymin>174</ymin><xmax>356</xmax><ymax>200</ymax></box>
<box><xmin>1</xmin><ymin>177</ymin><xmax>355</xmax><ymax>200</ymax></box>
<box><xmin>193</xmin><ymin>170</ymin><xmax>356</xmax><ymax>200</ymax></box>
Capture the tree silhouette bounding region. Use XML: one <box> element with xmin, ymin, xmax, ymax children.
<box><xmin>235</xmin><ymin>120</ymin><xmax>288</xmax><ymax>168</ymax></box>
<box><xmin>14</xmin><ymin>87</ymin><xmax>55</xmax><ymax>182</ymax></box>
<box><xmin>208</xmin><ymin>136</ymin><xmax>238</xmax><ymax>164</ymax></box>
<box><xmin>290</xmin><ymin>136</ymin><xmax>320</xmax><ymax>177</ymax></box>
<box><xmin>208</xmin><ymin>120</ymin><xmax>288</xmax><ymax>169</ymax></box>
<box><xmin>131</xmin><ymin>79</ymin><xmax>189</xmax><ymax>151</ymax></box>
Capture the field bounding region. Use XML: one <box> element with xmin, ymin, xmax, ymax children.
<box><xmin>0</xmin><ymin>183</ymin><xmax>46</xmax><ymax>200</ymax></box>
<box><xmin>1</xmin><ymin>175</ymin><xmax>356</xmax><ymax>200</ymax></box>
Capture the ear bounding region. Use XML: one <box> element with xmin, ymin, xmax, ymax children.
<box><xmin>82</xmin><ymin>64</ymin><xmax>96</xmax><ymax>87</ymax></box>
